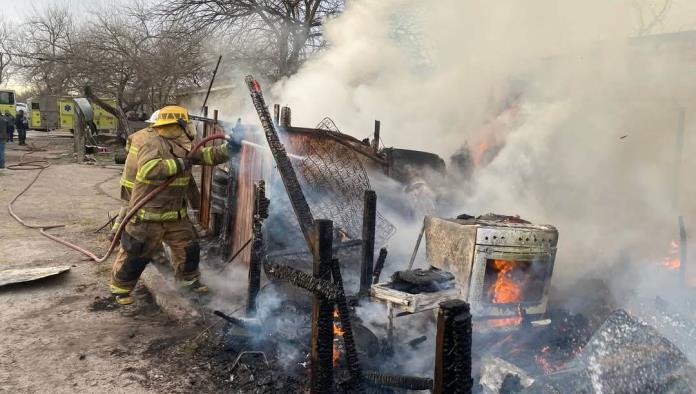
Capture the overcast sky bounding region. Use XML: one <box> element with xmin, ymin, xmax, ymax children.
<box><xmin>3</xmin><ymin>0</ymin><xmax>696</xmax><ymax>31</ymax></box>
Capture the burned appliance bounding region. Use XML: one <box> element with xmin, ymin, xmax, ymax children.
<box><xmin>424</xmin><ymin>214</ymin><xmax>558</xmax><ymax>326</ymax></box>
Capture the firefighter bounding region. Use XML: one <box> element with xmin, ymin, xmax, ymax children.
<box><xmin>110</xmin><ymin>111</ymin><xmax>160</xmax><ymax>234</ymax></box>
<box><xmin>110</xmin><ymin>105</ymin><xmax>231</xmax><ymax>305</ymax></box>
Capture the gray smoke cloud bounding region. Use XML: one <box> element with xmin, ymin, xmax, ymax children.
<box><xmin>263</xmin><ymin>1</ymin><xmax>696</xmax><ymax>371</ymax></box>
<box><xmin>271</xmin><ymin>0</ymin><xmax>696</xmax><ymax>289</ymax></box>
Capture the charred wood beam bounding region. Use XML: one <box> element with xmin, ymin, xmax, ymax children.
<box><xmin>434</xmin><ymin>300</ymin><xmax>473</xmax><ymax>394</ymax></box>
<box><xmin>331</xmin><ymin>258</ymin><xmax>365</xmax><ymax>393</ymax></box>
<box><xmin>246</xmin><ymin>180</ymin><xmax>269</xmax><ymax>315</ymax></box>
<box><xmin>280</xmin><ymin>106</ymin><xmax>292</xmax><ymax>127</ymax></box>
<box><xmin>245</xmin><ymin>76</ymin><xmax>316</xmax><ymax>253</ymax></box>
<box><xmin>360</xmin><ymin>190</ymin><xmax>377</xmax><ymax>296</ymax></box>
<box><xmin>408</xmin><ymin>335</ymin><xmax>427</xmax><ymax>348</ymax></box>
<box><xmin>219</xmin><ymin>157</ymin><xmax>239</xmax><ymax>257</ymax></box>
<box><xmin>311</xmin><ymin>220</ymin><xmax>335</xmax><ymax>394</ymax></box>
<box><xmin>364</xmin><ymin>371</ymin><xmax>433</xmax><ymax>391</ymax></box>
<box><xmin>372</xmin><ymin>248</ymin><xmax>388</xmax><ymax>285</ymax></box>
<box><xmin>213</xmin><ymin>310</ymin><xmax>261</xmax><ymax>330</ymax></box>
<box><xmin>263</xmin><ymin>262</ymin><xmax>342</xmax><ymax>301</ymax></box>
<box><xmin>371</xmin><ymin>120</ymin><xmax>380</xmax><ymax>154</ymax></box>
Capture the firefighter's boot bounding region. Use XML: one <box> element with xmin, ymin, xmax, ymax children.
<box><xmin>110</xmin><ymin>284</ymin><xmax>135</xmax><ymax>305</ymax></box>
<box><xmin>179</xmin><ymin>278</ymin><xmax>209</xmax><ymax>294</ymax></box>
<box><xmin>115</xmin><ymin>293</ymin><xmax>134</xmax><ymax>305</ymax></box>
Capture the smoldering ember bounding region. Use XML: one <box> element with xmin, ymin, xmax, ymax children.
<box><xmin>5</xmin><ymin>2</ymin><xmax>696</xmax><ymax>394</ymax></box>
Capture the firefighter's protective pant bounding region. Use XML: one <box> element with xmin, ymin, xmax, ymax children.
<box><xmin>111</xmin><ymin>219</ymin><xmax>200</xmax><ymax>293</ymax></box>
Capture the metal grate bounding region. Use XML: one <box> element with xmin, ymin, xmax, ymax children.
<box><xmin>291</xmin><ymin>118</ymin><xmax>396</xmax><ymax>246</ymax></box>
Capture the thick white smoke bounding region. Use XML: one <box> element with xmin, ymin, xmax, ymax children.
<box><xmin>272</xmin><ymin>0</ymin><xmax>696</xmax><ymax>294</ymax></box>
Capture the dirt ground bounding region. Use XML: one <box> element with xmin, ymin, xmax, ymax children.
<box><xmin>0</xmin><ymin>131</ymin><xmax>227</xmax><ymax>393</ymax></box>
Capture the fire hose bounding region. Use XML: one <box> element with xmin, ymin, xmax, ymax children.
<box><xmin>8</xmin><ymin>134</ymin><xmax>227</xmax><ymax>263</ymax></box>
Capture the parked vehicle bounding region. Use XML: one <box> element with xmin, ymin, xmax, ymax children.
<box><xmin>15</xmin><ymin>102</ymin><xmax>27</xmax><ymax>114</ymax></box>
<box><xmin>27</xmin><ymin>95</ymin><xmax>117</xmax><ymax>132</ymax></box>
<box><xmin>0</xmin><ymin>89</ymin><xmax>16</xmax><ymax>116</ymax></box>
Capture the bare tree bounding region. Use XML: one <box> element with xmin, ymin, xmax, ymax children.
<box><xmin>632</xmin><ymin>0</ymin><xmax>673</xmax><ymax>36</ymax></box>
<box><xmin>0</xmin><ymin>19</ymin><xmax>14</xmax><ymax>86</ymax></box>
<box><xmin>158</xmin><ymin>0</ymin><xmax>344</xmax><ymax>81</ymax></box>
<box><xmin>11</xmin><ymin>6</ymin><xmax>75</xmax><ymax>94</ymax></box>
<box><xmin>10</xmin><ymin>3</ymin><xmax>210</xmax><ymax>111</ymax></box>
<box><xmin>71</xmin><ymin>3</ymin><xmax>210</xmax><ymax>111</ymax></box>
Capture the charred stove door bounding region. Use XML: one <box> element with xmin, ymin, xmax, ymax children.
<box><xmin>468</xmin><ymin>247</ymin><xmax>555</xmax><ymax>319</ymax></box>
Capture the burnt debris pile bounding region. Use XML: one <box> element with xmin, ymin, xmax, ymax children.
<box><xmin>195</xmin><ymin>77</ymin><xmax>696</xmax><ymax>393</ymax></box>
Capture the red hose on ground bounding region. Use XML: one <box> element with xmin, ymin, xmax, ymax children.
<box><xmin>8</xmin><ymin>133</ymin><xmax>227</xmax><ymax>263</ymax></box>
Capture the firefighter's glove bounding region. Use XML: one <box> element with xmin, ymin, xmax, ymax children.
<box><xmin>176</xmin><ymin>158</ymin><xmax>192</xmax><ymax>172</ymax></box>
<box><xmin>225</xmin><ymin>134</ymin><xmax>242</xmax><ymax>156</ymax></box>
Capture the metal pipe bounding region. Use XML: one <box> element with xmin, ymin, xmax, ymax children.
<box><xmin>201</xmin><ymin>55</ymin><xmax>222</xmax><ymax>111</ymax></box>
<box><xmin>407</xmin><ymin>223</ymin><xmax>425</xmax><ymax>270</ymax></box>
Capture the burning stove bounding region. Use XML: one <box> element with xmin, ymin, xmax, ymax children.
<box><xmin>424</xmin><ymin>214</ymin><xmax>558</xmax><ymax>326</ymax></box>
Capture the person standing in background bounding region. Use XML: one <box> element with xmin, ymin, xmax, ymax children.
<box><xmin>15</xmin><ymin>109</ymin><xmax>27</xmax><ymax>146</ymax></box>
<box><xmin>4</xmin><ymin>111</ymin><xmax>14</xmax><ymax>142</ymax></box>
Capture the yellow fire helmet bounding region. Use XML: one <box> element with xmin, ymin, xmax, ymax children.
<box><xmin>152</xmin><ymin>105</ymin><xmax>189</xmax><ymax>128</ymax></box>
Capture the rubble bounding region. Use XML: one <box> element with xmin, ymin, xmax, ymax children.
<box><xmin>529</xmin><ymin>310</ymin><xmax>696</xmax><ymax>393</ymax></box>
<box><xmin>363</xmin><ymin>370</ymin><xmax>433</xmax><ymax>390</ymax></box>
<box><xmin>262</xmin><ymin>262</ymin><xmax>342</xmax><ymax>301</ymax></box>
<box><xmin>478</xmin><ymin>355</ymin><xmax>535</xmax><ymax>393</ymax></box>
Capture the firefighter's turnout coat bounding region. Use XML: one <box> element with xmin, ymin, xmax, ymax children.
<box><xmin>110</xmin><ymin>124</ymin><xmax>229</xmax><ymax>293</ymax></box>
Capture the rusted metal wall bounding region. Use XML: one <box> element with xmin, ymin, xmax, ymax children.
<box><xmin>230</xmin><ymin>131</ymin><xmax>265</xmax><ymax>264</ymax></box>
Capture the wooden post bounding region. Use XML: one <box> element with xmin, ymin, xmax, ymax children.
<box><xmin>280</xmin><ymin>106</ymin><xmax>291</xmax><ymax>127</ymax></box>
<box><xmin>372</xmin><ymin>120</ymin><xmax>381</xmax><ymax>154</ymax></box>
<box><xmin>246</xmin><ymin>181</ymin><xmax>267</xmax><ymax>315</ymax></box>
<box><xmin>360</xmin><ymin>190</ymin><xmax>377</xmax><ymax>296</ymax></box>
<box><xmin>273</xmin><ymin>104</ymin><xmax>280</xmax><ymax>125</ymax></box>
<box><xmin>434</xmin><ymin>300</ymin><xmax>472</xmax><ymax>394</ymax></box>
<box><xmin>73</xmin><ymin>110</ymin><xmax>85</xmax><ymax>163</ymax></box>
<box><xmin>311</xmin><ymin>219</ymin><xmax>334</xmax><ymax>394</ymax></box>
<box><xmin>679</xmin><ymin>216</ymin><xmax>688</xmax><ymax>287</ymax></box>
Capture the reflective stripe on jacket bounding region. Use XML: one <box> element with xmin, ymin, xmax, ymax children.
<box><xmin>127</xmin><ymin>124</ymin><xmax>229</xmax><ymax>221</ymax></box>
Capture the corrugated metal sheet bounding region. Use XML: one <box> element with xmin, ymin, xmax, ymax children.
<box><xmin>229</xmin><ymin>131</ymin><xmax>265</xmax><ymax>264</ymax></box>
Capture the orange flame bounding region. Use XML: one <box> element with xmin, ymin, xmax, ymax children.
<box><xmin>332</xmin><ymin>307</ymin><xmax>344</xmax><ymax>366</ymax></box>
<box><xmin>487</xmin><ymin>306</ymin><xmax>523</xmax><ymax>328</ymax></box>
<box><xmin>663</xmin><ymin>240</ymin><xmax>680</xmax><ymax>269</ymax></box>
<box><xmin>490</xmin><ymin>260</ymin><xmax>523</xmax><ymax>304</ymax></box>
<box><xmin>473</xmin><ymin>140</ymin><xmax>490</xmax><ymax>166</ymax></box>
<box><xmin>485</xmin><ymin>260</ymin><xmax>526</xmax><ymax>327</ymax></box>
